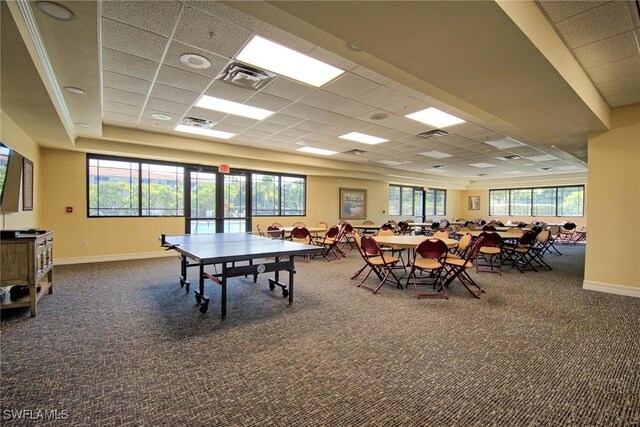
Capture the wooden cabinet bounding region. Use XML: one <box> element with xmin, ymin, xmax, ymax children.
<box><xmin>0</xmin><ymin>231</ymin><xmax>54</xmax><ymax>317</ymax></box>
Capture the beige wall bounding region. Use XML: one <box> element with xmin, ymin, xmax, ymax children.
<box><xmin>0</xmin><ymin>111</ymin><xmax>41</xmax><ymax>229</ymax></box>
<box><xmin>584</xmin><ymin>104</ymin><xmax>640</xmax><ymax>290</ymax></box>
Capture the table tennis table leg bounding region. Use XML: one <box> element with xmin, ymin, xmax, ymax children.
<box><xmin>288</xmin><ymin>255</ymin><xmax>294</xmax><ymax>305</ymax></box>
<box><xmin>221</xmin><ymin>263</ymin><xmax>227</xmax><ymax>319</ymax></box>
<box><xmin>194</xmin><ymin>263</ymin><xmax>210</xmax><ymax>314</ymax></box>
<box><xmin>180</xmin><ymin>255</ymin><xmax>190</xmax><ymax>293</ymax></box>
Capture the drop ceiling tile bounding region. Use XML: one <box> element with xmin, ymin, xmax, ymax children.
<box><xmin>294</xmin><ymin>120</ymin><xmax>330</xmax><ymax>132</ymax></box>
<box><xmin>299</xmin><ymin>90</ymin><xmax>349</xmax><ymax>109</ymax></box>
<box><xmin>212</xmin><ymin>123</ymin><xmax>245</xmax><ymax>134</ymax></box>
<box><xmin>605</xmin><ymin>89</ymin><xmax>640</xmax><ymax>108</ymax></box>
<box><xmin>537</xmin><ymin>1</ymin><xmax>607</xmax><ymax>23</ymax></box>
<box><xmin>419</xmin><ymin>150</ymin><xmax>453</xmax><ymax>159</ymax></box>
<box><xmin>598</xmin><ymin>74</ymin><xmax>640</xmax><ymax>96</ymax></box>
<box><xmin>573</xmin><ymin>31</ymin><xmax>640</xmax><ymax>69</ymax></box>
<box><xmin>322</xmin><ymin>72</ymin><xmax>380</xmax><ymax>98</ymax></box>
<box><xmin>351</xmin><ymin>66</ymin><xmax>392</xmax><ymax>85</ymax></box>
<box><xmin>103</xmin><ymin>71</ymin><xmax>152</xmax><ymax>95</ymax></box>
<box><xmin>104</xmin><ymin>101</ymin><xmax>142</xmax><ymax>117</ymax></box>
<box><xmin>146</xmin><ymin>97</ymin><xmax>190</xmax><ymax>115</ymax></box>
<box><xmin>262</xmin><ymin>134</ymin><xmax>292</xmax><ymax>144</ymax></box>
<box><xmin>156</xmin><ymin>65</ymin><xmax>212</xmax><ymax>94</ymax></box>
<box><xmin>279</xmin><ymin>103</ymin><xmax>324</xmax><ymax>119</ymax></box>
<box><xmin>173</xmin><ymin>6</ymin><xmax>252</xmax><ymax>58</ymax></box>
<box><xmin>204</xmin><ymin>81</ymin><xmax>255</xmax><ymax>103</ymax></box>
<box><xmin>163</xmin><ymin>40</ymin><xmax>229</xmax><ymax>79</ymax></box>
<box><xmin>587</xmin><ymin>55</ymin><xmax>640</xmax><ymax>84</ymax></box>
<box><xmin>103</xmin><ymin>118</ymin><xmax>137</xmax><ymax>129</ymax></box>
<box><xmin>218</xmin><ymin>115</ymin><xmax>259</xmax><ymax>128</ymax></box>
<box><xmin>103</xmin><ymin>87</ymin><xmax>147</xmax><ymax>106</ymax></box>
<box><xmin>252</xmin><ymin>122</ymin><xmax>285</xmax><ymax>133</ymax></box>
<box><xmin>260</xmin><ymin>77</ymin><xmax>315</xmax><ymax>101</ymax></box>
<box><xmin>239</xmin><ymin>129</ymin><xmax>272</xmax><ymax>139</ymax></box>
<box><xmin>185</xmin><ymin>107</ymin><xmax>227</xmax><ymax>123</ymax></box>
<box><xmin>138</xmin><ymin>119</ymin><xmax>176</xmax><ymax>130</ymax></box>
<box><xmin>102</xmin><ymin>48</ymin><xmax>158</xmax><ymax>81</ymax></box>
<box><xmin>381</xmin><ymin>116</ymin><xmax>434</xmax><ymax>135</ymax></box>
<box><xmin>331</xmin><ymin>100</ymin><xmax>377</xmax><ymax>117</ymax></box>
<box><xmin>278</xmin><ymin>128</ymin><xmax>310</xmax><ymax>138</ymax></box>
<box><xmin>102</xmin><ymin>0</ymin><xmax>181</xmax><ymax>37</ymax></box>
<box><xmin>355</xmin><ymin>85</ymin><xmax>406</xmax><ymax>108</ymax></box>
<box><xmin>265</xmin><ymin>114</ymin><xmax>304</xmax><ymax>127</ymax></box>
<box><xmin>150</xmin><ymin>83</ymin><xmax>199</xmax><ymax>105</ymax></box>
<box><xmin>380</xmin><ymin>97</ymin><xmax>432</xmax><ymax>116</ymax></box>
<box><xmin>246</xmin><ymin>93</ymin><xmax>292</xmax><ymax>112</ymax></box>
<box><xmin>104</xmin><ymin>111</ymin><xmax>139</xmax><ymax>123</ymax></box>
<box><xmin>555</xmin><ymin>2</ymin><xmax>633</xmax><ymax>49</ymax></box>
<box><xmin>102</xmin><ymin>18</ymin><xmax>168</xmax><ymax>62</ymax></box>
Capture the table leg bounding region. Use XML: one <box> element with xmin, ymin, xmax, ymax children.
<box><xmin>221</xmin><ymin>263</ymin><xmax>227</xmax><ymax>319</ymax></box>
<box><xmin>288</xmin><ymin>255</ymin><xmax>294</xmax><ymax>305</ymax></box>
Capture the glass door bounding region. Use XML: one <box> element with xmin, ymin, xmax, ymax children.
<box><xmin>221</xmin><ymin>173</ymin><xmax>249</xmax><ymax>233</ymax></box>
<box><xmin>186</xmin><ymin>169</ymin><xmax>217</xmax><ymax>234</ymax></box>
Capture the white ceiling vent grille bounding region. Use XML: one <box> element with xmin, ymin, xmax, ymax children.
<box><xmin>217</xmin><ymin>62</ymin><xmax>276</xmax><ymax>91</ymax></box>
<box><xmin>180</xmin><ymin>117</ymin><xmax>215</xmax><ymax>129</ymax></box>
<box><xmin>417</xmin><ymin>129</ymin><xmax>450</xmax><ymax>138</ymax></box>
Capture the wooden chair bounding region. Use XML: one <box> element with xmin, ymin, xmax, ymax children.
<box><xmin>357</xmin><ymin>236</ymin><xmax>402</xmax><ymax>293</ymax></box>
<box><xmin>406</xmin><ymin>238</ymin><xmax>449</xmax><ymax>299</ymax></box>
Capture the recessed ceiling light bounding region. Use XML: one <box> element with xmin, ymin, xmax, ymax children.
<box><xmin>526</xmin><ymin>154</ymin><xmax>558</xmax><ymax>162</ymax></box>
<box><xmin>419</xmin><ymin>150</ymin><xmax>452</xmax><ymax>159</ymax></box>
<box><xmin>339</xmin><ymin>132</ymin><xmax>388</xmax><ymax>145</ymax></box>
<box><xmin>151</xmin><ymin>113</ymin><xmax>173</xmax><ymax>121</ymax></box>
<box><xmin>469</xmin><ymin>163</ymin><xmax>496</xmax><ymax>168</ymax></box>
<box><xmin>180</xmin><ymin>53</ymin><xmax>211</xmax><ymax>70</ymax></box>
<box><xmin>196</xmin><ymin>95</ymin><xmax>274</xmax><ymax>120</ymax></box>
<box><xmin>74</xmin><ymin>122</ymin><xmax>91</xmax><ymax>128</ymax></box>
<box><xmin>485</xmin><ymin>138</ymin><xmax>524</xmax><ymax>149</ymax></box>
<box><xmin>174</xmin><ymin>124</ymin><xmax>234</xmax><ymax>139</ymax></box>
<box><xmin>37</xmin><ymin>1</ymin><xmax>75</xmax><ymax>20</ymax></box>
<box><xmin>405</xmin><ymin>107</ymin><xmax>465</xmax><ymax>128</ymax></box>
<box><xmin>295</xmin><ymin>141</ymin><xmax>308</xmax><ymax>146</ymax></box>
<box><xmin>236</xmin><ymin>35</ymin><xmax>344</xmax><ymax>87</ymax></box>
<box><xmin>297</xmin><ymin>146</ymin><xmax>337</xmax><ymax>156</ymax></box>
<box><xmin>64</xmin><ymin>86</ymin><xmax>86</xmax><ymax>95</ymax></box>
<box><xmin>372</xmin><ymin>160</ymin><xmax>412</xmax><ymax>166</ymax></box>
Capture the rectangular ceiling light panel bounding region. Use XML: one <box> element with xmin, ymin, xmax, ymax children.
<box><xmin>419</xmin><ymin>150</ymin><xmax>452</xmax><ymax>159</ymax></box>
<box><xmin>297</xmin><ymin>146</ymin><xmax>337</xmax><ymax>155</ymax></box>
<box><xmin>174</xmin><ymin>124</ymin><xmax>235</xmax><ymax>139</ymax></box>
<box><xmin>405</xmin><ymin>107</ymin><xmax>465</xmax><ymax>128</ymax></box>
<box><xmin>339</xmin><ymin>132</ymin><xmax>388</xmax><ymax>145</ymax></box>
<box><xmin>196</xmin><ymin>95</ymin><xmax>274</xmax><ymax>120</ymax></box>
<box><xmin>236</xmin><ymin>35</ymin><xmax>345</xmax><ymax>87</ymax></box>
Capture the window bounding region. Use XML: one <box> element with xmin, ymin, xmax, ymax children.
<box><xmin>390</xmin><ymin>185</ymin><xmax>445</xmax><ymax>216</ymax></box>
<box><xmin>489</xmin><ymin>186</ymin><xmax>584</xmax><ymax>217</ymax></box>
<box><xmin>89</xmin><ymin>157</ymin><xmax>184</xmax><ymax>217</ymax></box>
<box><xmin>425</xmin><ymin>188</ymin><xmax>446</xmax><ymax>216</ymax></box>
<box><xmin>251</xmin><ymin>173</ymin><xmax>305</xmax><ymax>216</ymax></box>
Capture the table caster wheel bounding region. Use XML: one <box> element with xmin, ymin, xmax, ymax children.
<box><xmin>282</xmin><ymin>289</ymin><xmax>289</xmax><ymax>297</ymax></box>
<box><xmin>269</xmin><ymin>283</ymin><xmax>275</xmax><ymax>291</ymax></box>
<box><xmin>185</xmin><ymin>283</ymin><xmax>190</xmax><ymax>293</ymax></box>
<box><xmin>195</xmin><ymin>294</ymin><xmax>201</xmax><ymax>304</ymax></box>
<box><xmin>199</xmin><ymin>304</ymin><xmax>208</xmax><ymax>314</ymax></box>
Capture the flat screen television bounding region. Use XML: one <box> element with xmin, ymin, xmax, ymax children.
<box><xmin>0</xmin><ymin>143</ymin><xmax>23</xmax><ymax>213</ymax></box>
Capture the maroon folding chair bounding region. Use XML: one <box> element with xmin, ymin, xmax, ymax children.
<box><xmin>357</xmin><ymin>235</ymin><xmax>402</xmax><ymax>293</ymax></box>
<box><xmin>443</xmin><ymin>236</ymin><xmax>485</xmax><ymax>298</ymax></box>
<box><xmin>406</xmin><ymin>238</ymin><xmax>449</xmax><ymax>299</ymax></box>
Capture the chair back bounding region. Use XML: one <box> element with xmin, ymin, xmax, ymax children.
<box><xmin>416</xmin><ymin>238</ymin><xmax>448</xmax><ymax>260</ymax></box>
<box><xmin>482</xmin><ymin>225</ymin><xmax>496</xmax><ymax>231</ymax></box>
<box><xmin>458</xmin><ymin>226</ymin><xmax>471</xmax><ymax>233</ymax></box>
<box><xmin>430</xmin><ymin>222</ymin><xmax>441</xmax><ymax>231</ymax></box>
<box><xmin>433</xmin><ymin>229</ymin><xmax>449</xmax><ymax>239</ymax></box>
<box><xmin>562</xmin><ymin>222</ymin><xmax>576</xmax><ymax>231</ymax></box>
<box><xmin>548</xmin><ymin>225</ymin><xmax>560</xmax><ymax>236</ymax></box>
<box><xmin>467</xmin><ymin>236</ymin><xmax>485</xmax><ymax>260</ymax></box>
<box><xmin>341</xmin><ymin>222</ymin><xmax>354</xmax><ymax>234</ymax></box>
<box><xmin>290</xmin><ymin>226</ymin><xmax>311</xmax><ymax>243</ymax></box>
<box><xmin>518</xmin><ymin>231</ymin><xmax>537</xmax><ymax>247</ymax></box>
<box><xmin>457</xmin><ymin>233</ymin><xmax>473</xmax><ymax>254</ymax></box>
<box><xmin>536</xmin><ymin>229</ymin><xmax>551</xmax><ymax>245</ymax></box>
<box><xmin>380</xmin><ymin>222</ymin><xmax>394</xmax><ymax>231</ymax></box>
<box><xmin>479</xmin><ymin>231</ymin><xmax>502</xmax><ymax>247</ymax></box>
<box><xmin>256</xmin><ymin>224</ymin><xmax>266</xmax><ymax>237</ymax></box>
<box><xmin>360</xmin><ymin>235</ymin><xmax>382</xmax><ymax>257</ymax></box>
<box><xmin>439</xmin><ymin>219</ymin><xmax>450</xmax><ymax>229</ymax></box>
<box><xmin>325</xmin><ymin>225</ymin><xmax>340</xmax><ymax>239</ymax></box>
<box><xmin>507</xmin><ymin>227</ymin><xmax>524</xmax><ymax>236</ymax></box>
<box><xmin>377</xmin><ymin>228</ymin><xmax>395</xmax><ymax>236</ymax></box>
<box><xmin>396</xmin><ymin>221</ymin><xmax>409</xmax><ymax>235</ymax></box>
<box><xmin>271</xmin><ymin>222</ymin><xmax>283</xmax><ymax>228</ymax></box>
<box><xmin>292</xmin><ymin>221</ymin><xmax>306</xmax><ymax>227</ymax></box>
<box><xmin>267</xmin><ymin>225</ymin><xmax>283</xmax><ymax>238</ymax></box>
<box><xmin>362</xmin><ymin>220</ymin><xmax>375</xmax><ymax>225</ymax></box>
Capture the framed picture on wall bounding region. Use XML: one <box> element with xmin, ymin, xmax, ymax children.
<box><xmin>22</xmin><ymin>157</ymin><xmax>33</xmax><ymax>211</ymax></box>
<box><xmin>468</xmin><ymin>195</ymin><xmax>480</xmax><ymax>210</ymax></box>
<box><xmin>340</xmin><ymin>188</ymin><xmax>367</xmax><ymax>220</ymax></box>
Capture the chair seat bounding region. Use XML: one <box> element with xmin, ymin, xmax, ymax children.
<box><xmin>411</xmin><ymin>258</ymin><xmax>443</xmax><ymax>269</ymax></box>
<box><xmin>368</xmin><ymin>255</ymin><xmax>400</xmax><ymax>266</ymax></box>
<box><xmin>480</xmin><ymin>247</ymin><xmax>501</xmax><ymax>255</ymax></box>
<box><xmin>445</xmin><ymin>258</ymin><xmax>472</xmax><ymax>268</ymax></box>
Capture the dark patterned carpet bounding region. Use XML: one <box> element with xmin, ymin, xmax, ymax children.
<box><xmin>1</xmin><ymin>244</ymin><xmax>639</xmax><ymax>426</ymax></box>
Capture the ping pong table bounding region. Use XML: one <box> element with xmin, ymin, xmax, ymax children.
<box><xmin>160</xmin><ymin>233</ymin><xmax>322</xmax><ymax>318</ymax></box>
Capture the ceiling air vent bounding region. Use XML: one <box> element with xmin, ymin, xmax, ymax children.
<box><xmin>217</xmin><ymin>61</ymin><xmax>276</xmax><ymax>91</ymax></box>
<box><xmin>538</xmin><ymin>167</ymin><xmax>555</xmax><ymax>171</ymax></box>
<box><xmin>417</xmin><ymin>129</ymin><xmax>450</xmax><ymax>138</ymax></box>
<box><xmin>181</xmin><ymin>117</ymin><xmax>215</xmax><ymax>129</ymax></box>
<box><xmin>344</xmin><ymin>149</ymin><xmax>366</xmax><ymax>156</ymax></box>
<box><xmin>428</xmin><ymin>164</ymin><xmax>447</xmax><ymax>169</ymax></box>
<box><xmin>501</xmin><ymin>154</ymin><xmax>523</xmax><ymax>160</ymax></box>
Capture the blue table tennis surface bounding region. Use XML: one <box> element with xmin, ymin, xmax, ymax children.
<box><xmin>162</xmin><ymin>233</ymin><xmax>320</xmax><ymax>263</ymax></box>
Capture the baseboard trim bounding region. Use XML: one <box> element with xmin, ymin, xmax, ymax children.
<box><xmin>583</xmin><ymin>280</ymin><xmax>640</xmax><ymax>298</ymax></box>
<box><xmin>55</xmin><ymin>251</ymin><xmax>176</xmax><ymax>265</ymax></box>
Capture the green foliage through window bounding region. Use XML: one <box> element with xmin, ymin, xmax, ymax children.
<box><xmin>489</xmin><ymin>186</ymin><xmax>584</xmax><ymax>217</ymax></box>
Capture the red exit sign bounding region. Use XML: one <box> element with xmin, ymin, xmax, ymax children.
<box><xmin>219</xmin><ymin>164</ymin><xmax>230</xmax><ymax>173</ymax></box>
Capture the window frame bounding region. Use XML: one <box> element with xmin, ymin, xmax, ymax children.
<box><xmin>389</xmin><ymin>185</ymin><xmax>446</xmax><ymax>217</ymax></box>
<box><xmin>488</xmin><ymin>185</ymin><xmax>584</xmax><ymax>217</ymax></box>
<box><xmin>250</xmin><ymin>171</ymin><xmax>307</xmax><ymax>217</ymax></box>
